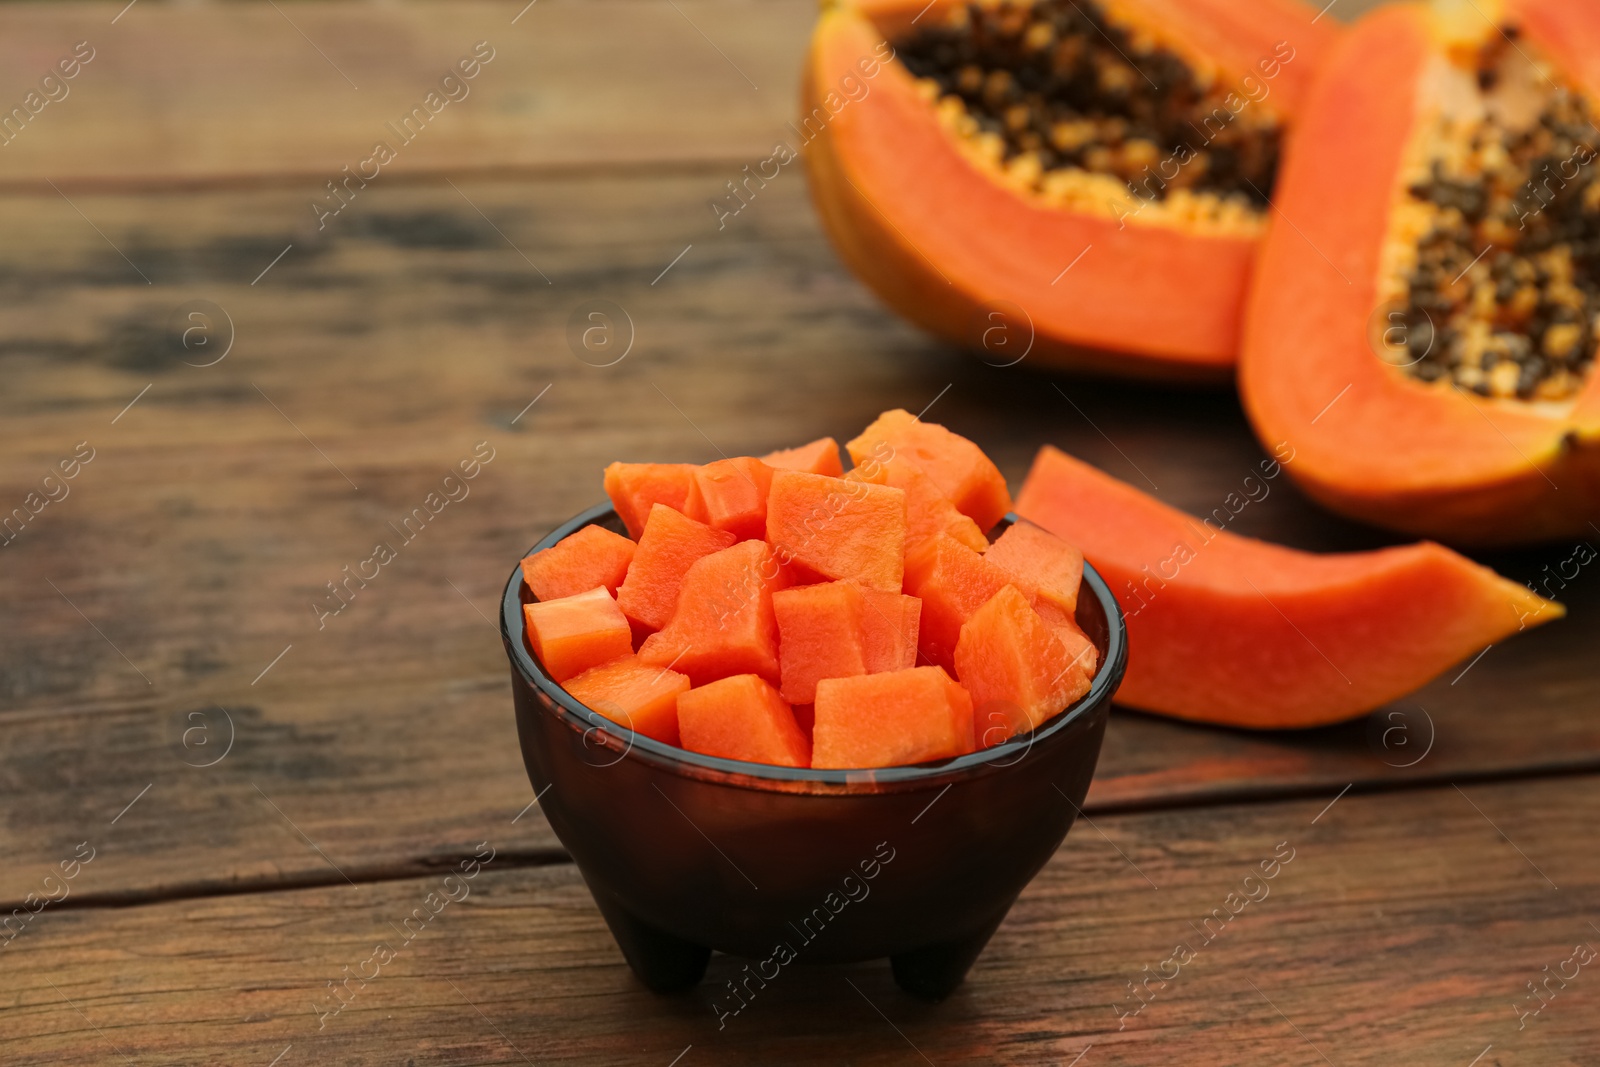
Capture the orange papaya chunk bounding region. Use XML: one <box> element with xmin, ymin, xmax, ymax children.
<box><xmin>762</xmin><ymin>437</ymin><xmax>844</xmax><ymax>477</ymax></box>
<box><xmin>691</xmin><ymin>456</ymin><xmax>775</xmax><ymax>541</ymax></box>
<box><xmin>563</xmin><ymin>654</ymin><xmax>690</xmax><ymax>746</ymax></box>
<box><xmin>1035</xmin><ymin>601</ymin><xmax>1101</xmax><ymax>680</ymax></box>
<box><xmin>676</xmin><ymin>674</ymin><xmax>811</xmax><ymax>767</ymax></box>
<box><xmin>812</xmin><ymin>666</ymin><xmax>974</xmax><ymax>769</ymax></box>
<box><xmin>846</xmin><ymin>409</ymin><xmax>1012</xmax><ymax>531</ymax></box>
<box><xmin>638</xmin><ymin>540</ymin><xmax>789</xmax><ymax>687</ymax></box>
<box><xmin>765</xmin><ymin>470</ymin><xmax>907</xmax><ymax>593</ymax></box>
<box><xmin>1017</xmin><ymin>445</ymin><xmax>1566</xmax><ymax>727</ymax></box>
<box><xmin>522</xmin><ymin>586</ymin><xmax>634</xmax><ymax>683</ymax></box>
<box><xmin>903</xmin><ymin>533</ymin><xmax>1013</xmax><ymax>670</ymax></box>
<box><xmin>858</xmin><ymin>589</ymin><xmax>922</xmax><ymax>673</ymax></box>
<box><xmin>615</xmin><ymin>505</ymin><xmax>738</xmax><ymax>633</ymax></box>
<box><xmin>984</xmin><ymin>519</ymin><xmax>1084</xmax><ymax>615</ymax></box>
<box><xmin>773</xmin><ymin>580</ymin><xmax>869</xmax><ymax>704</ymax></box>
<box><xmin>521</xmin><ymin>524</ymin><xmax>637</xmax><ymax>603</ymax></box>
<box><xmin>604</xmin><ymin>462</ymin><xmax>698</xmax><ymax>539</ymax></box>
<box><xmin>956</xmin><ymin>585</ymin><xmax>1090</xmax><ymax>746</ymax></box>
<box><xmin>846</xmin><ymin>453</ymin><xmax>987</xmax><ymax>553</ymax></box>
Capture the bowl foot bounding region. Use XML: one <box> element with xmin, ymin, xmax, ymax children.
<box><xmin>592</xmin><ymin>893</ymin><xmax>710</xmax><ymax>993</ymax></box>
<box><xmin>889</xmin><ymin>911</ymin><xmax>1008</xmax><ymax>1001</ymax></box>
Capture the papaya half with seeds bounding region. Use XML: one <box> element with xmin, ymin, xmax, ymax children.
<box><xmin>1017</xmin><ymin>445</ymin><xmax>1563</xmax><ymax>729</ymax></box>
<box><xmin>802</xmin><ymin>0</ymin><xmax>1339</xmax><ymax>378</ymax></box>
<box><xmin>1241</xmin><ymin>0</ymin><xmax>1600</xmax><ymax>546</ymax></box>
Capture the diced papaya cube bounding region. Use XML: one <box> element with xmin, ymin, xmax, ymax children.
<box><xmin>676</xmin><ymin>674</ymin><xmax>811</xmax><ymax>767</ymax></box>
<box><xmin>523</xmin><ymin>586</ymin><xmax>634</xmax><ymax>682</ymax></box>
<box><xmin>858</xmin><ymin>589</ymin><xmax>922</xmax><ymax>673</ymax></box>
<box><xmin>762</xmin><ymin>436</ymin><xmax>844</xmax><ymax>476</ymax></box>
<box><xmin>984</xmin><ymin>520</ymin><xmax>1084</xmax><ymax>615</ymax></box>
<box><xmin>521</xmin><ymin>524</ymin><xmax>637</xmax><ymax>602</ymax></box>
<box><xmin>773</xmin><ymin>581</ymin><xmax>869</xmax><ymax>704</ymax></box>
<box><xmin>903</xmin><ymin>533</ymin><xmax>1013</xmax><ymax>670</ymax></box>
<box><xmin>847</xmin><ymin>452</ymin><xmax>987</xmax><ymax>553</ymax></box>
<box><xmin>956</xmin><ymin>585</ymin><xmax>1089</xmax><ymax>746</ymax></box>
<box><xmin>765</xmin><ymin>470</ymin><xmax>906</xmax><ymax>593</ymax></box>
<box><xmin>638</xmin><ymin>540</ymin><xmax>789</xmax><ymax>686</ymax></box>
<box><xmin>563</xmin><ymin>654</ymin><xmax>690</xmax><ymax>745</ymax></box>
<box><xmin>846</xmin><ymin>409</ymin><xmax>1013</xmax><ymax>531</ymax></box>
<box><xmin>1035</xmin><ymin>601</ymin><xmax>1101</xmax><ymax>680</ymax></box>
<box><xmin>812</xmin><ymin>666</ymin><xmax>974</xmax><ymax>769</ymax></box>
<box><xmin>615</xmin><ymin>505</ymin><xmax>738</xmax><ymax>633</ymax></box>
<box><xmin>691</xmin><ymin>456</ymin><xmax>775</xmax><ymax>541</ymax></box>
<box><xmin>604</xmin><ymin>462</ymin><xmax>698</xmax><ymax>539</ymax></box>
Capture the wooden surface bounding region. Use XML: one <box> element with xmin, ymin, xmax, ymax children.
<box><xmin>2</xmin><ymin>1</ymin><xmax>1594</xmax><ymax>1064</ymax></box>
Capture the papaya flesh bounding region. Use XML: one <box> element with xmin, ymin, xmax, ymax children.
<box><xmin>1016</xmin><ymin>445</ymin><xmax>1563</xmax><ymax>728</ymax></box>
<box><xmin>845</xmin><ymin>453</ymin><xmax>987</xmax><ymax>553</ymax></box>
<box><xmin>677</xmin><ymin>674</ymin><xmax>812</xmax><ymax>768</ymax></box>
<box><xmin>765</xmin><ymin>469</ymin><xmax>908</xmax><ymax>592</ymax></box>
<box><xmin>846</xmin><ymin>409</ymin><xmax>1012</xmax><ymax>531</ymax></box>
<box><xmin>955</xmin><ymin>584</ymin><xmax>1090</xmax><ymax>745</ymax></box>
<box><xmin>812</xmin><ymin>665</ymin><xmax>975</xmax><ymax>769</ymax></box>
<box><xmin>858</xmin><ymin>588</ymin><xmax>921</xmax><ymax>673</ymax></box>
<box><xmin>615</xmin><ymin>504</ymin><xmax>738</xmax><ymax>633</ymax></box>
<box><xmin>902</xmin><ymin>532</ymin><xmax>1014</xmax><ymax>671</ymax></box>
<box><xmin>603</xmin><ymin>462</ymin><xmax>698</xmax><ymax>540</ymax></box>
<box><xmin>638</xmin><ymin>539</ymin><xmax>790</xmax><ymax>688</ymax></box>
<box><xmin>521</xmin><ymin>523</ymin><xmax>636</xmax><ymax>603</ymax></box>
<box><xmin>803</xmin><ymin>0</ymin><xmax>1338</xmax><ymax>377</ymax></box>
<box><xmin>1240</xmin><ymin>0</ymin><xmax>1600</xmax><ymax>546</ymax></box>
<box><xmin>984</xmin><ymin>518</ymin><xmax>1084</xmax><ymax>615</ymax></box>
<box><xmin>762</xmin><ymin>436</ymin><xmax>845</xmax><ymax>477</ymax></box>
<box><xmin>563</xmin><ymin>654</ymin><xmax>691</xmax><ymax>746</ymax></box>
<box><xmin>773</xmin><ymin>580</ymin><xmax>870</xmax><ymax>704</ymax></box>
<box><xmin>522</xmin><ymin>587</ymin><xmax>636</xmax><ymax>684</ymax></box>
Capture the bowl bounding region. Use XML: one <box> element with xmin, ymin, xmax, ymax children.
<box><xmin>501</xmin><ymin>504</ymin><xmax>1127</xmax><ymax>1001</ymax></box>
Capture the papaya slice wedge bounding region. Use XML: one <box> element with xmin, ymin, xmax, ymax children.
<box><xmin>1241</xmin><ymin>0</ymin><xmax>1600</xmax><ymax>545</ymax></box>
<box><xmin>803</xmin><ymin>0</ymin><xmax>1338</xmax><ymax>377</ymax></box>
<box><xmin>1016</xmin><ymin>445</ymin><xmax>1564</xmax><ymax>728</ymax></box>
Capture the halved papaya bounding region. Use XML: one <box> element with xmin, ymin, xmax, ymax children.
<box><xmin>1241</xmin><ymin>0</ymin><xmax>1600</xmax><ymax>545</ymax></box>
<box><xmin>1016</xmin><ymin>445</ymin><xmax>1564</xmax><ymax>727</ymax></box>
<box><xmin>803</xmin><ymin>0</ymin><xmax>1338</xmax><ymax>377</ymax></box>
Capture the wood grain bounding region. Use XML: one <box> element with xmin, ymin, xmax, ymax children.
<box><xmin>3</xmin><ymin>775</ymin><xmax>1594</xmax><ymax>1065</ymax></box>
<box><xmin>0</xmin><ymin>0</ymin><xmax>814</xmax><ymax>190</ymax></box>
<box><xmin>3</xmin><ymin>175</ymin><xmax>1597</xmax><ymax>910</ymax></box>
<box><xmin>0</xmin><ymin>0</ymin><xmax>1396</xmax><ymax>191</ymax></box>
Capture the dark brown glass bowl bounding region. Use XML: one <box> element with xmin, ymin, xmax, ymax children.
<box><xmin>501</xmin><ymin>504</ymin><xmax>1126</xmax><ymax>1000</ymax></box>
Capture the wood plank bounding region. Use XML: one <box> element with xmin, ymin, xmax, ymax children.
<box><xmin>3</xmin><ymin>176</ymin><xmax>1597</xmax><ymax>906</ymax></box>
<box><xmin>0</xmin><ymin>0</ymin><xmax>814</xmax><ymax>189</ymax></box>
<box><xmin>0</xmin><ymin>0</ymin><xmax>1396</xmax><ymax>189</ymax></box>
<box><xmin>2</xmin><ymin>776</ymin><xmax>1594</xmax><ymax>1065</ymax></box>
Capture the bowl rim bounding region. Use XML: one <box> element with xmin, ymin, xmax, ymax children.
<box><xmin>501</xmin><ymin>503</ymin><xmax>1127</xmax><ymax>790</ymax></box>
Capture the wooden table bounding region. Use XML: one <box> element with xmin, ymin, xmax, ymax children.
<box><xmin>3</xmin><ymin>2</ymin><xmax>1596</xmax><ymax>1064</ymax></box>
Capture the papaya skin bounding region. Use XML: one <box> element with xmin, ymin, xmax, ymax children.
<box><xmin>1017</xmin><ymin>446</ymin><xmax>1564</xmax><ymax>729</ymax></box>
<box><xmin>1239</xmin><ymin>1</ymin><xmax>1600</xmax><ymax>546</ymax></box>
<box><xmin>802</xmin><ymin>0</ymin><xmax>1340</xmax><ymax>379</ymax></box>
